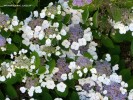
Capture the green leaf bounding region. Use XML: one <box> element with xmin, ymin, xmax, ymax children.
<box><xmin>0</xmin><ymin>0</ymin><xmax>14</xmax><ymax>6</ymax></box>
<box><xmin>66</xmin><ymin>80</ymin><xmax>75</xmax><ymax>89</ymax></box>
<box><xmin>48</xmin><ymin>59</ymin><xmax>56</xmax><ymax>74</ymax></box>
<box><xmin>127</xmin><ymin>78</ymin><xmax>133</xmax><ymax>90</ymax></box>
<box><xmin>111</xmin><ymin>55</ymin><xmax>119</xmax><ymax>65</ymax></box>
<box><xmin>101</xmin><ymin>35</ymin><xmax>114</xmax><ymax>48</ymax></box>
<box><xmin>5</xmin><ymin>75</ymin><xmax>20</xmax><ymax>85</ymax></box>
<box><xmin>37</xmin><ymin>66</ymin><xmax>46</xmax><ymax>75</ymax></box>
<box><xmin>22</xmin><ymin>0</ymin><xmax>38</xmax><ymax>12</ymax></box>
<box><xmin>1</xmin><ymin>7</ymin><xmax>16</xmax><ymax>17</ymax></box>
<box><xmin>41</xmin><ymin>92</ymin><xmax>52</xmax><ymax>100</ymax></box>
<box><xmin>83</xmin><ymin>52</ymin><xmax>93</xmax><ymax>59</ymax></box>
<box><xmin>13</xmin><ymin>0</ymin><xmax>21</xmax><ymax>4</ymax></box>
<box><xmin>111</xmin><ymin>33</ymin><xmax>123</xmax><ymax>43</ymax></box>
<box><xmin>108</xmin><ymin>45</ymin><xmax>120</xmax><ymax>55</ymax></box>
<box><xmin>119</xmin><ymin>59</ymin><xmax>126</xmax><ymax>70</ymax></box>
<box><xmin>0</xmin><ymin>90</ymin><xmax>5</xmax><ymax>100</ymax></box>
<box><xmin>5</xmin><ymin>44</ymin><xmax>18</xmax><ymax>54</ymax></box>
<box><xmin>12</xmin><ymin>34</ymin><xmax>22</xmax><ymax>43</ymax></box>
<box><xmin>82</xmin><ymin>6</ymin><xmax>89</xmax><ymax>23</ymax></box>
<box><xmin>73</xmin><ymin>71</ymin><xmax>80</xmax><ymax>80</ymax></box>
<box><xmin>119</xmin><ymin>69</ymin><xmax>131</xmax><ymax>81</ymax></box>
<box><xmin>70</xmin><ymin>91</ymin><xmax>79</xmax><ymax>100</ymax></box>
<box><xmin>31</xmin><ymin>51</ymin><xmax>40</xmax><ymax>69</ymax></box>
<box><xmin>5</xmin><ymin>85</ymin><xmax>18</xmax><ymax>99</ymax></box>
<box><xmin>56</xmin><ymin>87</ymin><xmax>68</xmax><ymax>97</ymax></box>
<box><xmin>0</xmin><ymin>30</ymin><xmax>11</xmax><ymax>38</ymax></box>
<box><xmin>92</xmin><ymin>31</ymin><xmax>101</xmax><ymax>39</ymax></box>
<box><xmin>93</xmin><ymin>11</ymin><xmax>98</xmax><ymax>28</ymax></box>
<box><xmin>63</xmin><ymin>14</ymin><xmax>71</xmax><ymax>24</ymax></box>
<box><xmin>110</xmin><ymin>6</ymin><xmax>122</xmax><ymax>22</ymax></box>
<box><xmin>131</xmin><ymin>40</ymin><xmax>133</xmax><ymax>56</ymax></box>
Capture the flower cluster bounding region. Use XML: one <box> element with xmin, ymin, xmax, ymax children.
<box><xmin>76</xmin><ymin>64</ymin><xmax>128</xmax><ymax>100</ymax></box>
<box><xmin>0</xmin><ymin>0</ymin><xmax>132</xmax><ymax>100</ymax></box>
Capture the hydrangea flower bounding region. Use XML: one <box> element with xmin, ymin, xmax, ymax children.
<box><xmin>0</xmin><ymin>14</ymin><xmax>9</xmax><ymax>27</ymax></box>
<box><xmin>94</xmin><ymin>61</ymin><xmax>112</xmax><ymax>76</ymax></box>
<box><xmin>0</xmin><ymin>35</ymin><xmax>6</xmax><ymax>47</ymax></box>
<box><xmin>69</xmin><ymin>24</ymin><xmax>83</xmax><ymax>42</ymax></box>
<box><xmin>76</xmin><ymin>56</ymin><xmax>92</xmax><ymax>67</ymax></box>
<box><xmin>52</xmin><ymin>58</ymin><xmax>70</xmax><ymax>82</ymax></box>
<box><xmin>25</xmin><ymin>77</ymin><xmax>39</xmax><ymax>89</ymax></box>
<box><xmin>73</xmin><ymin>0</ymin><xmax>92</xmax><ymax>6</ymax></box>
<box><xmin>28</xmin><ymin>18</ymin><xmax>43</xmax><ymax>30</ymax></box>
<box><xmin>104</xmin><ymin>82</ymin><xmax>127</xmax><ymax>100</ymax></box>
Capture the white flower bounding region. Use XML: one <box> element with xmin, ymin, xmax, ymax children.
<box><xmin>35</xmin><ymin>86</ymin><xmax>42</xmax><ymax>93</ymax></box>
<box><xmin>42</xmin><ymin>20</ymin><xmax>50</xmax><ymax>29</ymax></box>
<box><xmin>35</xmin><ymin>26</ymin><xmax>42</xmax><ymax>32</ymax></box>
<box><xmin>105</xmin><ymin>54</ymin><xmax>111</xmax><ymax>61</ymax></box>
<box><xmin>103</xmin><ymin>77</ymin><xmax>110</xmax><ymax>85</ymax></box>
<box><xmin>120</xmin><ymin>87</ymin><xmax>127</xmax><ymax>95</ymax></box>
<box><xmin>5</xmin><ymin>98</ymin><xmax>10</xmax><ymax>100</ymax></box>
<box><xmin>103</xmin><ymin>90</ymin><xmax>107</xmax><ymax>94</ymax></box>
<box><xmin>98</xmin><ymin>76</ymin><xmax>104</xmax><ymax>83</ymax></box>
<box><xmin>45</xmin><ymin>39</ymin><xmax>51</xmax><ymax>46</ymax></box>
<box><xmin>110</xmin><ymin>73</ymin><xmax>122</xmax><ymax>83</ymax></box>
<box><xmin>48</xmin><ymin>2</ymin><xmax>53</xmax><ymax>7</ymax></box>
<box><xmin>57</xmin><ymin>82</ymin><xmax>67</xmax><ymax>92</ymax></box>
<box><xmin>60</xmin><ymin>29</ymin><xmax>67</xmax><ymax>36</ymax></box>
<box><xmin>0</xmin><ymin>76</ymin><xmax>6</xmax><ymax>82</ymax></box>
<box><xmin>30</xmin><ymin>65</ymin><xmax>35</xmax><ymax>70</ymax></box>
<box><xmin>28</xmin><ymin>86</ymin><xmax>35</xmax><ymax>97</ymax></box>
<box><xmin>62</xmin><ymin>40</ymin><xmax>70</xmax><ymax>48</ymax></box>
<box><xmin>129</xmin><ymin>23</ymin><xmax>133</xmax><ymax>31</ymax></box>
<box><xmin>83</xmin><ymin>33</ymin><xmax>92</xmax><ymax>41</ymax></box>
<box><xmin>39</xmin><ymin>31</ymin><xmax>45</xmax><ymax>40</ymax></box>
<box><xmin>12</xmin><ymin>16</ymin><xmax>19</xmax><ymax>26</ymax></box>
<box><xmin>112</xmin><ymin>64</ymin><xmax>119</xmax><ymax>71</ymax></box>
<box><xmin>57</xmin><ymin>11</ymin><xmax>61</xmax><ymax>14</ymax></box>
<box><xmin>20</xmin><ymin>87</ymin><xmax>27</xmax><ymax>93</ymax></box>
<box><xmin>40</xmin><ymin>12</ymin><xmax>45</xmax><ymax>18</ymax></box>
<box><xmin>71</xmin><ymin>15</ymin><xmax>80</xmax><ymax>24</ymax></box>
<box><xmin>55</xmin><ymin>51</ymin><xmax>61</xmax><ymax>56</ymax></box>
<box><xmin>6</xmin><ymin>38</ymin><xmax>12</xmax><ymax>44</ymax></box>
<box><xmin>53</xmin><ymin>22</ymin><xmax>59</xmax><ymax>27</ymax></box>
<box><xmin>128</xmin><ymin>89</ymin><xmax>133</xmax><ymax>100</ymax></box>
<box><xmin>90</xmin><ymin>68</ymin><xmax>97</xmax><ymax>74</ymax></box>
<box><xmin>75</xmin><ymin>85</ymin><xmax>82</xmax><ymax>91</ymax></box>
<box><xmin>78</xmin><ymin>38</ymin><xmax>87</xmax><ymax>46</ymax></box>
<box><xmin>61</xmin><ymin>73</ymin><xmax>67</xmax><ymax>81</ymax></box>
<box><xmin>54</xmin><ymin>98</ymin><xmax>63</xmax><ymax>100</ymax></box>
<box><xmin>77</xmin><ymin>70</ymin><xmax>83</xmax><ymax>77</ymax></box>
<box><xmin>1</xmin><ymin>47</ymin><xmax>6</xmax><ymax>51</ymax></box>
<box><xmin>30</xmin><ymin>98</ymin><xmax>35</xmax><ymax>100</ymax></box>
<box><xmin>91</xmin><ymin>74</ymin><xmax>97</xmax><ymax>81</ymax></box>
<box><xmin>83</xmin><ymin>68</ymin><xmax>88</xmax><ymax>73</ymax></box>
<box><xmin>51</xmin><ymin>14</ymin><xmax>55</xmax><ymax>19</ymax></box>
<box><xmin>46</xmin><ymin>80</ymin><xmax>55</xmax><ymax>89</ymax></box>
<box><xmin>41</xmin><ymin>82</ymin><xmax>46</xmax><ymax>87</ymax></box>
<box><xmin>68</xmin><ymin>73</ymin><xmax>73</xmax><ymax>79</ymax></box>
<box><xmin>34</xmin><ymin>11</ymin><xmax>38</xmax><ymax>17</ymax></box>
<box><xmin>121</xmin><ymin>81</ymin><xmax>128</xmax><ymax>88</ymax></box>
<box><xmin>68</xmin><ymin>62</ymin><xmax>77</xmax><ymax>72</ymax></box>
<box><xmin>89</xmin><ymin>17</ymin><xmax>93</xmax><ymax>21</ymax></box>
<box><xmin>71</xmin><ymin>42</ymin><xmax>79</xmax><ymax>50</ymax></box>
<box><xmin>103</xmin><ymin>96</ymin><xmax>108</xmax><ymax>100</ymax></box>
<box><xmin>119</xmin><ymin>24</ymin><xmax>127</xmax><ymax>34</ymax></box>
<box><xmin>56</xmin><ymin>34</ymin><xmax>61</xmax><ymax>40</ymax></box>
<box><xmin>28</xmin><ymin>90</ymin><xmax>34</xmax><ymax>97</ymax></box>
<box><xmin>12</xmin><ymin>21</ymin><xmax>18</xmax><ymax>26</ymax></box>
